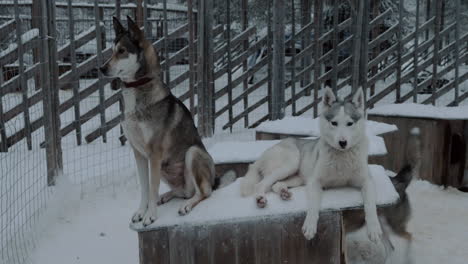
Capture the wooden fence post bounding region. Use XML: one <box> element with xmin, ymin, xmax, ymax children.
<box><xmin>271</xmin><ymin>0</ymin><xmax>286</xmax><ymax>120</ymax></box>
<box><xmin>300</xmin><ymin>0</ymin><xmax>312</xmax><ymax>94</ymax></box>
<box><xmin>197</xmin><ymin>0</ymin><xmax>214</xmax><ymax>137</ymax></box>
<box><xmin>41</xmin><ymin>0</ymin><xmax>63</xmax><ymax>185</ymax></box>
<box><xmin>31</xmin><ymin>0</ymin><xmax>41</xmax><ymax>91</ymax></box>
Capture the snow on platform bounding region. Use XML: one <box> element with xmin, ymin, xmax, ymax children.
<box><xmin>368</xmin><ymin>103</ymin><xmax>468</xmax><ymax>120</ymax></box>
<box><xmin>130</xmin><ymin>164</ymin><xmax>398</xmax><ymax>231</ymax></box>
<box><xmin>255</xmin><ymin>116</ymin><xmax>398</xmax><ymax>136</ymax></box>
<box><xmin>209</xmin><ymin>135</ymin><xmax>387</xmax><ymax>164</ymax></box>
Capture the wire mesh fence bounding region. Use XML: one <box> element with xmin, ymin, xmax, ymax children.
<box><xmin>1</xmin><ymin>0</ymin><xmax>468</xmax><ymax>263</ymax></box>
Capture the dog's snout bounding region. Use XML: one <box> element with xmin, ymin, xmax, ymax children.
<box><xmin>339</xmin><ymin>140</ymin><xmax>347</xmax><ymax>149</ymax></box>
<box><xmin>99</xmin><ymin>66</ymin><xmax>108</xmax><ymax>75</ymax></box>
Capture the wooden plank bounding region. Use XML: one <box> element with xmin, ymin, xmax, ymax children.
<box><xmin>0</xmin><ymin>63</ymin><xmax>40</xmax><ymax>95</ymax></box>
<box><xmin>6</xmin><ymin>116</ymin><xmax>43</xmax><ymax>148</ymax></box>
<box><xmin>163</xmin><ymin>0</ymin><xmax>170</xmax><ymax>85</ymax></box>
<box><xmin>290</xmin><ymin>0</ymin><xmax>297</xmax><ymax>115</ymax></box>
<box><xmin>214</xmin><ymin>36</ymin><xmax>268</xmax><ymax>80</ymax></box>
<box><xmin>0</xmin><ymin>19</ymin><xmax>16</xmax><ymax>42</ymax></box>
<box><xmin>67</xmin><ymin>0</ymin><xmax>81</xmax><ymax>145</ymax></box>
<box><xmin>187</xmin><ymin>0</ymin><xmax>196</xmax><ymax>114</ymax></box>
<box><xmin>453</xmin><ymin>0</ymin><xmax>461</xmax><ymax>105</ymax></box>
<box><xmin>431</xmin><ymin>0</ymin><xmax>443</xmax><ymax>105</ymax></box>
<box><xmin>84</xmin><ymin>114</ymin><xmax>122</xmax><ymax>143</ymax></box>
<box><xmin>213</xmin><ymin>27</ymin><xmax>256</xmax><ymax>61</ymax></box>
<box><xmin>318</xmin><ymin>18</ymin><xmax>353</xmax><ymax>43</ymax></box>
<box><xmin>368</xmin><ymin>23</ymin><xmax>398</xmax><ymax>50</ymax></box>
<box><xmin>14</xmin><ymin>0</ymin><xmax>32</xmax><ymax>149</ymax></box>
<box><xmin>395</xmin><ymin>0</ymin><xmax>404</xmax><ymax>102</ymax></box>
<box><xmin>94</xmin><ymin>0</ymin><xmax>106</xmax><ymax>142</ymax></box>
<box><xmin>3</xmin><ymin>91</ymin><xmax>42</xmax><ymax>123</ymax></box>
<box><xmin>358</xmin><ymin>0</ymin><xmax>371</xmax><ymax>99</ymax></box>
<box><xmin>241</xmin><ymin>0</ymin><xmax>249</xmax><ymax>126</ymax></box>
<box><xmin>412</xmin><ymin>0</ymin><xmax>421</xmax><ymax>103</ymax></box>
<box><xmin>216</xmin><ymin>76</ymin><xmax>268</xmax><ymax>118</ymax></box>
<box><xmin>0</xmin><ymin>30</ymin><xmax>39</xmax><ymax>66</ymax></box>
<box><xmin>168</xmin><ymin>69</ymin><xmax>190</xmax><ymax>90</ymax></box>
<box><xmin>351</xmin><ymin>0</ymin><xmax>364</xmax><ymax>93</ymax></box>
<box><xmin>61</xmin><ymin>92</ymin><xmax>121</xmax><ymax>138</ymax></box>
<box><xmin>168</xmin><ymin>226</ymin><xmax>194</xmax><ymax>264</ymax></box>
<box><xmin>197</xmin><ymin>0</ymin><xmax>215</xmax><ymax>137</ymax></box>
<box><xmin>421</xmin><ymin>70</ymin><xmax>468</xmax><ymax>104</ymax></box>
<box><xmin>214</xmin><ymin>55</ymin><xmax>269</xmax><ymax>100</ymax></box>
<box><xmin>369</xmin><ymin>8</ymin><xmax>392</xmax><ymax>27</ymax></box>
<box><xmin>138</xmin><ymin>229</ymin><xmax>170</xmax><ymax>264</ymax></box>
<box><xmin>56</xmin><ymin>24</ymin><xmax>104</xmax><ymax>60</ymax></box>
<box><xmin>331</xmin><ymin>0</ymin><xmax>340</xmax><ymax>93</ymax></box>
<box><xmin>300</xmin><ymin>0</ymin><xmax>312</xmax><ymax>90</ymax></box>
<box><xmin>226</xmin><ymin>0</ymin><xmax>234</xmax><ymax>132</ymax></box>
<box><xmin>223</xmin><ymin>97</ymin><xmax>268</xmax><ymax>130</ymax></box>
<box><xmin>312</xmin><ymin>0</ymin><xmax>323</xmax><ymax>116</ymax></box>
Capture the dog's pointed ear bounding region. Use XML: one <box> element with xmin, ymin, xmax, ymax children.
<box><xmin>323</xmin><ymin>87</ymin><xmax>337</xmax><ymax>108</ymax></box>
<box><xmin>351</xmin><ymin>88</ymin><xmax>365</xmax><ymax>110</ymax></box>
<box><xmin>127</xmin><ymin>15</ymin><xmax>144</xmax><ymax>42</ymax></box>
<box><xmin>113</xmin><ymin>16</ymin><xmax>125</xmax><ymax>36</ymax></box>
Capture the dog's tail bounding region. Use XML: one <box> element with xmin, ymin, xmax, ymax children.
<box><xmin>240</xmin><ymin>163</ymin><xmax>262</xmax><ymax>197</ymax></box>
<box><xmin>213</xmin><ymin>170</ymin><xmax>237</xmax><ymax>190</ymax></box>
<box><xmin>390</xmin><ymin>127</ymin><xmax>421</xmax><ymax>196</ymax></box>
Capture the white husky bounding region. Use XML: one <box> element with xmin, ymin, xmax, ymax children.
<box><xmin>240</xmin><ymin>87</ymin><xmax>382</xmax><ymax>242</ymax></box>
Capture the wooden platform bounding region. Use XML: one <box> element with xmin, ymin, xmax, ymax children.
<box><xmin>368</xmin><ymin>104</ymin><xmax>468</xmax><ymax>188</ymax></box>
<box><xmin>131</xmin><ymin>166</ymin><xmax>398</xmax><ymax>264</ymax></box>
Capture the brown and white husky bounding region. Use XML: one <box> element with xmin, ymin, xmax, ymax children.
<box><xmin>100</xmin><ymin>16</ymin><xmax>217</xmax><ymax>226</ymax></box>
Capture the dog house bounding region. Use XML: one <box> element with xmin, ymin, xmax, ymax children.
<box><xmin>131</xmin><ymin>165</ymin><xmax>398</xmax><ymax>264</ymax></box>
<box><xmin>368</xmin><ymin>104</ymin><xmax>468</xmax><ymax>188</ymax></box>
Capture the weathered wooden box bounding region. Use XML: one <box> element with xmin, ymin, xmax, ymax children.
<box><xmin>136</xmin><ymin>211</ymin><xmax>344</xmax><ymax>264</ymax></box>
<box><xmin>131</xmin><ymin>165</ymin><xmax>398</xmax><ymax>264</ymax></box>
<box><xmin>368</xmin><ymin>104</ymin><xmax>468</xmax><ymax>188</ymax></box>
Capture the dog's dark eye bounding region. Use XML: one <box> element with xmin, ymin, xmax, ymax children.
<box><xmin>347</xmin><ymin>122</ymin><xmax>353</xmax><ymax>126</ymax></box>
<box><xmin>331</xmin><ymin>121</ymin><xmax>338</xmax><ymax>126</ymax></box>
<box><xmin>118</xmin><ymin>48</ymin><xmax>125</xmax><ymax>54</ymax></box>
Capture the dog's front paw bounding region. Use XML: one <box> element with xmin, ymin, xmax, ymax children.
<box><xmin>302</xmin><ymin>214</ymin><xmax>318</xmax><ymax>240</ymax></box>
<box><xmin>131</xmin><ymin>208</ymin><xmax>146</xmax><ymax>223</ymax></box>
<box><xmin>142</xmin><ymin>207</ymin><xmax>157</xmax><ymax>226</ymax></box>
<box><xmin>366</xmin><ymin>223</ymin><xmax>383</xmax><ymax>243</ymax></box>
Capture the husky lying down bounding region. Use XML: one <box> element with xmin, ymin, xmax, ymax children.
<box><xmin>241</xmin><ymin>87</ymin><xmax>382</xmax><ymax>241</ymax></box>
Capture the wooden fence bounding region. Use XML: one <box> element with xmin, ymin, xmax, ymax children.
<box><xmin>1</xmin><ymin>0</ymin><xmax>468</xmax><ymax>166</ymax></box>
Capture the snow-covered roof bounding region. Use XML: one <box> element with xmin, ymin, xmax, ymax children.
<box><xmin>255</xmin><ymin>116</ymin><xmax>398</xmax><ymax>137</ymax></box>
<box><xmin>368</xmin><ymin>103</ymin><xmax>468</xmax><ymax>120</ymax></box>
<box><xmin>208</xmin><ymin>135</ymin><xmax>387</xmax><ymax>165</ymax></box>
<box><xmin>130</xmin><ymin>164</ymin><xmax>398</xmax><ymax>231</ymax></box>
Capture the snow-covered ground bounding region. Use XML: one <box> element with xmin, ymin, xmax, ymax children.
<box><xmin>28</xmin><ymin>174</ymin><xmax>468</xmax><ymax>264</ymax></box>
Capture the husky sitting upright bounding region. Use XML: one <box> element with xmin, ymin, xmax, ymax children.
<box><xmin>240</xmin><ymin>87</ymin><xmax>382</xmax><ymax>241</ymax></box>
<box><xmin>100</xmin><ymin>16</ymin><xmax>216</xmax><ymax>226</ymax></box>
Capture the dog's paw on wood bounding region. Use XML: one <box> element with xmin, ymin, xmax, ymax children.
<box><xmin>142</xmin><ymin>208</ymin><xmax>157</xmax><ymax>226</ymax></box>
<box><xmin>279</xmin><ymin>189</ymin><xmax>292</xmax><ymax>200</ymax></box>
<box><xmin>256</xmin><ymin>196</ymin><xmax>267</xmax><ymax>208</ymax></box>
<box><xmin>178</xmin><ymin>204</ymin><xmax>192</xmax><ymax>216</ymax></box>
<box><xmin>157</xmin><ymin>191</ymin><xmax>175</xmax><ymax>205</ymax></box>
<box><xmin>131</xmin><ymin>208</ymin><xmax>146</xmax><ymax>223</ymax></box>
<box><xmin>272</xmin><ymin>183</ymin><xmax>292</xmax><ymax>200</ymax></box>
